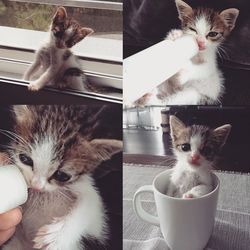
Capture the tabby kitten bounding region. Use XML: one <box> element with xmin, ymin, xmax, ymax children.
<box><xmin>136</xmin><ymin>0</ymin><xmax>239</xmax><ymax>106</ymax></box>
<box><xmin>23</xmin><ymin>7</ymin><xmax>93</xmax><ymax>92</ymax></box>
<box><xmin>2</xmin><ymin>105</ymin><xmax>122</xmax><ymax>250</ymax></box>
<box><xmin>166</xmin><ymin>115</ymin><xmax>231</xmax><ymax>198</ymax></box>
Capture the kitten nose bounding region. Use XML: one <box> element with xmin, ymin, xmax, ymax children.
<box><xmin>196</xmin><ymin>37</ymin><xmax>206</xmax><ymax>50</ymax></box>
<box><xmin>32</xmin><ymin>186</ymin><xmax>42</xmax><ymax>192</ymax></box>
<box><xmin>191</xmin><ymin>153</ymin><xmax>200</xmax><ymax>164</ymax></box>
<box><xmin>31</xmin><ymin>179</ymin><xmax>45</xmax><ymax>192</ymax></box>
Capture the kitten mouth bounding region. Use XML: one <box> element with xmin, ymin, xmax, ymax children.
<box><xmin>32</xmin><ymin>189</ymin><xmax>43</xmax><ymax>193</ymax></box>
<box><xmin>56</xmin><ymin>42</ymin><xmax>66</xmax><ymax>49</ymax></box>
<box><xmin>189</xmin><ymin>160</ymin><xmax>200</xmax><ymax>167</ymax></box>
<box><xmin>57</xmin><ymin>45</ymin><xmax>66</xmax><ymax>49</ymax></box>
<box><xmin>198</xmin><ymin>45</ymin><xmax>206</xmax><ymax>51</ymax></box>
<box><xmin>30</xmin><ymin>186</ymin><xmax>45</xmax><ymax>193</ymax></box>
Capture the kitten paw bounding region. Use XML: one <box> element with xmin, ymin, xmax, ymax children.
<box><xmin>134</xmin><ymin>93</ymin><xmax>153</xmax><ymax>107</ymax></box>
<box><xmin>33</xmin><ymin>218</ymin><xmax>64</xmax><ymax>249</ymax></box>
<box><xmin>183</xmin><ymin>193</ymin><xmax>194</xmax><ymax>199</ymax></box>
<box><xmin>166</xmin><ymin>29</ymin><xmax>183</xmax><ymax>41</ymax></box>
<box><xmin>28</xmin><ymin>82</ymin><xmax>41</xmax><ymax>91</ymax></box>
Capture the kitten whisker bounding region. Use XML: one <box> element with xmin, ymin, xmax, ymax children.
<box><xmin>217</xmin><ymin>45</ymin><xmax>229</xmax><ymax>60</ymax></box>
<box><xmin>3</xmin><ymin>144</ymin><xmax>29</xmax><ymax>157</ymax></box>
<box><xmin>0</xmin><ymin>129</ymin><xmax>30</xmax><ymax>150</ymax></box>
<box><xmin>158</xmin><ymin>156</ymin><xmax>176</xmax><ymax>167</ymax></box>
<box><xmin>58</xmin><ymin>189</ymin><xmax>75</xmax><ymax>202</ymax></box>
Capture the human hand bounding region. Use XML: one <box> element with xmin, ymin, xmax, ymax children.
<box><xmin>0</xmin><ymin>208</ymin><xmax>22</xmax><ymax>245</ymax></box>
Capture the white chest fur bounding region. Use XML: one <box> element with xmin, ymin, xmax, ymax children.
<box><xmin>4</xmin><ymin>175</ymin><xmax>107</xmax><ymax>250</ymax></box>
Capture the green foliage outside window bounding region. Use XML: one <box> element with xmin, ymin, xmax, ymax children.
<box><xmin>0</xmin><ymin>0</ymin><xmax>122</xmax><ymax>34</ymax></box>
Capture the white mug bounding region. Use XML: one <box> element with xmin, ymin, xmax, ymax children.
<box><xmin>133</xmin><ymin>169</ymin><xmax>220</xmax><ymax>250</ymax></box>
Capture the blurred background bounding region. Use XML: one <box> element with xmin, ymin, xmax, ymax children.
<box><xmin>123</xmin><ymin>105</ymin><xmax>250</xmax><ymax>173</ymax></box>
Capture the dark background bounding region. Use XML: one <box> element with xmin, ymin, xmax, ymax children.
<box><xmin>124</xmin><ymin>106</ymin><xmax>250</xmax><ymax>173</ymax></box>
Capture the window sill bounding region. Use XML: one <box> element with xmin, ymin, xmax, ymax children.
<box><xmin>0</xmin><ymin>26</ymin><xmax>122</xmax><ymax>63</ymax></box>
<box><xmin>0</xmin><ymin>26</ymin><xmax>122</xmax><ymax>90</ymax></box>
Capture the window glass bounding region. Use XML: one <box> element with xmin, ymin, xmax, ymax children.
<box><xmin>0</xmin><ymin>0</ymin><xmax>122</xmax><ymax>40</ymax></box>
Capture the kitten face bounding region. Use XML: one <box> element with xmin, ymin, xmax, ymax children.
<box><xmin>9</xmin><ymin>106</ymin><xmax>122</xmax><ymax>193</ymax></box>
<box><xmin>170</xmin><ymin>115</ymin><xmax>231</xmax><ymax>169</ymax></box>
<box><xmin>175</xmin><ymin>0</ymin><xmax>239</xmax><ymax>51</ymax></box>
<box><xmin>51</xmin><ymin>7</ymin><xmax>93</xmax><ymax>49</ymax></box>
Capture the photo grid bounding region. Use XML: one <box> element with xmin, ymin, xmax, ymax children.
<box><xmin>0</xmin><ymin>0</ymin><xmax>249</xmax><ymax>250</ymax></box>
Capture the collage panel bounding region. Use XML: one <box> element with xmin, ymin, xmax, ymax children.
<box><xmin>124</xmin><ymin>0</ymin><xmax>250</xmax><ymax>106</ymax></box>
<box><xmin>0</xmin><ymin>0</ymin><xmax>122</xmax><ymax>104</ymax></box>
<box><xmin>123</xmin><ymin>106</ymin><xmax>250</xmax><ymax>250</ymax></box>
<box><xmin>0</xmin><ymin>105</ymin><xmax>122</xmax><ymax>249</ymax></box>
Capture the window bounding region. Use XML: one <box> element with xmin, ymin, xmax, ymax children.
<box><xmin>1</xmin><ymin>0</ymin><xmax>122</xmax><ymax>38</ymax></box>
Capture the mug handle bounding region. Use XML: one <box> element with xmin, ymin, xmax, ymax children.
<box><xmin>133</xmin><ymin>185</ymin><xmax>160</xmax><ymax>226</ymax></box>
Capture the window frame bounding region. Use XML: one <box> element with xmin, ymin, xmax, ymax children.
<box><xmin>11</xmin><ymin>0</ymin><xmax>123</xmax><ymax>11</ymax></box>
<box><xmin>0</xmin><ymin>76</ymin><xmax>122</xmax><ymax>104</ymax></box>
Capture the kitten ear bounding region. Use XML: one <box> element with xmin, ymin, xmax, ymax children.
<box><xmin>13</xmin><ymin>105</ymin><xmax>33</xmax><ymax>125</ymax></box>
<box><xmin>79</xmin><ymin>28</ymin><xmax>94</xmax><ymax>38</ymax></box>
<box><xmin>170</xmin><ymin>115</ymin><xmax>186</xmax><ymax>141</ymax></box>
<box><xmin>53</xmin><ymin>6</ymin><xmax>67</xmax><ymax>22</ymax></box>
<box><xmin>175</xmin><ymin>0</ymin><xmax>193</xmax><ymax>21</ymax></box>
<box><xmin>220</xmin><ymin>8</ymin><xmax>239</xmax><ymax>31</ymax></box>
<box><xmin>90</xmin><ymin>139</ymin><xmax>122</xmax><ymax>162</ymax></box>
<box><xmin>212</xmin><ymin>124</ymin><xmax>232</xmax><ymax>148</ymax></box>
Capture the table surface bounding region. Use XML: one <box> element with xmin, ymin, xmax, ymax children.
<box><xmin>123</xmin><ymin>164</ymin><xmax>250</xmax><ymax>250</ymax></box>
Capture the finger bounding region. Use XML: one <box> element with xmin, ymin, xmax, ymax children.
<box><xmin>0</xmin><ymin>208</ymin><xmax>22</xmax><ymax>230</ymax></box>
<box><xmin>0</xmin><ymin>153</ymin><xmax>10</xmax><ymax>165</ymax></box>
<box><xmin>0</xmin><ymin>227</ymin><xmax>16</xmax><ymax>246</ymax></box>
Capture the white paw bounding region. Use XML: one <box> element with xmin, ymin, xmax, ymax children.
<box><xmin>166</xmin><ymin>29</ymin><xmax>183</xmax><ymax>41</ymax></box>
<box><xmin>28</xmin><ymin>81</ymin><xmax>41</xmax><ymax>91</ymax></box>
<box><xmin>182</xmin><ymin>193</ymin><xmax>194</xmax><ymax>199</ymax></box>
<box><xmin>33</xmin><ymin>218</ymin><xmax>64</xmax><ymax>249</ymax></box>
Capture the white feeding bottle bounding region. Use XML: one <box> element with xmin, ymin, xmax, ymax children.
<box><xmin>0</xmin><ymin>165</ymin><xmax>28</xmax><ymax>214</ymax></box>
<box><xmin>124</xmin><ymin>35</ymin><xmax>199</xmax><ymax>103</ymax></box>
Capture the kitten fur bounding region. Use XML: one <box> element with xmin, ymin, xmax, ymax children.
<box><xmin>23</xmin><ymin>7</ymin><xmax>94</xmax><ymax>92</ymax></box>
<box><xmin>166</xmin><ymin>115</ymin><xmax>231</xmax><ymax>198</ymax></box>
<box><xmin>135</xmin><ymin>0</ymin><xmax>239</xmax><ymax>106</ymax></box>
<box><xmin>2</xmin><ymin>105</ymin><xmax>122</xmax><ymax>250</ymax></box>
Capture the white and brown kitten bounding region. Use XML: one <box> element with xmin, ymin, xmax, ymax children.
<box><xmin>23</xmin><ymin>7</ymin><xmax>94</xmax><ymax>92</ymax></box>
<box><xmin>2</xmin><ymin>105</ymin><xmax>122</xmax><ymax>250</ymax></box>
<box><xmin>135</xmin><ymin>0</ymin><xmax>239</xmax><ymax>106</ymax></box>
<box><xmin>166</xmin><ymin>115</ymin><xmax>231</xmax><ymax>198</ymax></box>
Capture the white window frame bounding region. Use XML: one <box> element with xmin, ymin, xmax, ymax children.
<box><xmin>11</xmin><ymin>0</ymin><xmax>123</xmax><ymax>11</ymax></box>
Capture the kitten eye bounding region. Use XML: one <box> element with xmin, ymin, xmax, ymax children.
<box><xmin>19</xmin><ymin>154</ymin><xmax>33</xmax><ymax>167</ymax></box>
<box><xmin>52</xmin><ymin>170</ymin><xmax>71</xmax><ymax>182</ymax></box>
<box><xmin>54</xmin><ymin>31</ymin><xmax>64</xmax><ymax>38</ymax></box>
<box><xmin>202</xmin><ymin>146</ymin><xmax>212</xmax><ymax>156</ymax></box>
<box><xmin>189</xmin><ymin>27</ymin><xmax>197</xmax><ymax>33</ymax></box>
<box><xmin>180</xmin><ymin>143</ymin><xmax>191</xmax><ymax>152</ymax></box>
<box><xmin>208</xmin><ymin>32</ymin><xmax>219</xmax><ymax>38</ymax></box>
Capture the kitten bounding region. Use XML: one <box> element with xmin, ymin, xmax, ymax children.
<box><xmin>23</xmin><ymin>7</ymin><xmax>94</xmax><ymax>92</ymax></box>
<box><xmin>2</xmin><ymin>105</ymin><xmax>122</xmax><ymax>250</ymax></box>
<box><xmin>166</xmin><ymin>115</ymin><xmax>231</xmax><ymax>198</ymax></box>
<box><xmin>135</xmin><ymin>0</ymin><xmax>239</xmax><ymax>106</ymax></box>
